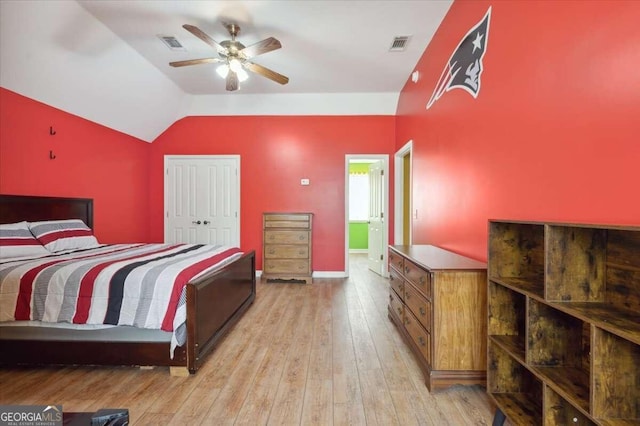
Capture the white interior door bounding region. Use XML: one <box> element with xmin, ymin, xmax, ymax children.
<box><xmin>165</xmin><ymin>155</ymin><xmax>239</xmax><ymax>246</ymax></box>
<box><xmin>368</xmin><ymin>160</ymin><xmax>384</xmax><ymax>275</ymax></box>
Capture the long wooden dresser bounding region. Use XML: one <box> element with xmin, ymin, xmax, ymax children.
<box><xmin>388</xmin><ymin>244</ymin><xmax>487</xmax><ymax>391</ymax></box>
<box><xmin>262</xmin><ymin>212</ymin><xmax>313</xmax><ymax>284</ymax></box>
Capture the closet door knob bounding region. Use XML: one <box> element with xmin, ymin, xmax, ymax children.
<box><xmin>192</xmin><ymin>220</ymin><xmax>201</xmax><ymax>225</ymax></box>
<box><xmin>203</xmin><ymin>220</ymin><xmax>210</xmax><ymax>225</ymax></box>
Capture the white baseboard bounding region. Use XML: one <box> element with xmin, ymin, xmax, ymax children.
<box><xmin>256</xmin><ymin>270</ymin><xmax>348</xmax><ymax>279</ymax></box>
<box><xmin>348</xmin><ymin>249</ymin><xmax>368</xmax><ymax>254</ymax></box>
<box><xmin>313</xmin><ymin>271</ymin><xmax>348</xmax><ymax>278</ymax></box>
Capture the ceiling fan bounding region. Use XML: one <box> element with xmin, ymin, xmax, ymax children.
<box><xmin>169</xmin><ymin>23</ymin><xmax>289</xmax><ymax>91</ymax></box>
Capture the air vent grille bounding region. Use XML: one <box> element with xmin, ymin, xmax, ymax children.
<box><xmin>389</xmin><ymin>36</ymin><xmax>411</xmax><ymax>52</ymax></box>
<box><xmin>158</xmin><ymin>35</ymin><xmax>186</xmax><ymax>51</ymax></box>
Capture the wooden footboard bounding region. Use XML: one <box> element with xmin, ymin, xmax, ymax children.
<box><xmin>186</xmin><ymin>250</ymin><xmax>256</xmax><ymax>373</ymax></box>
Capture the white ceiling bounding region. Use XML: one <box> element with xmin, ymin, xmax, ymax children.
<box><xmin>0</xmin><ymin>1</ymin><xmax>452</xmax><ymax>141</ymax></box>
<box><xmin>78</xmin><ymin>0</ymin><xmax>452</xmax><ymax>95</ymax></box>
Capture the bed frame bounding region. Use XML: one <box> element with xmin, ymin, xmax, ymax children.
<box><xmin>0</xmin><ymin>194</ymin><xmax>256</xmax><ymax>374</ymax></box>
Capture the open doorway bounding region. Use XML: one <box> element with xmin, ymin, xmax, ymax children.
<box><xmin>344</xmin><ymin>154</ymin><xmax>389</xmax><ymax>278</ymax></box>
<box><xmin>394</xmin><ymin>141</ymin><xmax>413</xmax><ymax>245</ymax></box>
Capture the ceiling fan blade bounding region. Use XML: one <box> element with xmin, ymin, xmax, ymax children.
<box><xmin>226</xmin><ymin>71</ymin><xmax>239</xmax><ymax>91</ymax></box>
<box><xmin>245</xmin><ymin>62</ymin><xmax>289</xmax><ymax>85</ymax></box>
<box><xmin>239</xmin><ymin>37</ymin><xmax>282</xmax><ymax>59</ymax></box>
<box><xmin>182</xmin><ymin>24</ymin><xmax>227</xmax><ymax>55</ymax></box>
<box><xmin>169</xmin><ymin>57</ymin><xmax>222</xmax><ymax>67</ymax></box>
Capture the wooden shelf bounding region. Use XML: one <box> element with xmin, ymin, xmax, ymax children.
<box><xmin>489</xmin><ymin>392</ymin><xmax>542</xmax><ymax>426</ymax></box>
<box><xmin>532</xmin><ymin>366</ymin><xmax>590</xmax><ymax>414</ymax></box>
<box><xmin>488</xmin><ymin>276</ymin><xmax>544</xmax><ymax>300</ymax></box>
<box><xmin>488</xmin><ymin>335</ymin><xmax>525</xmax><ymax>363</ymax></box>
<box><xmin>549</xmin><ymin>302</ymin><xmax>640</xmax><ymax>345</ymax></box>
<box><xmin>488</xmin><ymin>220</ymin><xmax>640</xmax><ymax>425</ymax></box>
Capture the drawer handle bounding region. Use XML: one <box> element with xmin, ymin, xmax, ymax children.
<box><xmin>418</xmin><ymin>336</ymin><xmax>426</xmax><ymax>347</ymax></box>
<box><xmin>419</xmin><ymin>276</ymin><xmax>426</xmax><ymax>285</ymax></box>
<box><xmin>405</xmin><ymin>266</ymin><xmax>410</xmax><ymax>274</ymax></box>
<box><xmin>269</xmin><ymin>249</ymin><xmax>275</xmax><ymax>254</ymax></box>
<box><xmin>397</xmin><ymin>307</ymin><xmax>402</xmax><ymax>315</ymax></box>
<box><xmin>405</xmin><ymin>292</ymin><xmax>410</xmax><ymax>299</ymax></box>
<box><xmin>419</xmin><ymin>307</ymin><xmax>426</xmax><ymax>316</ymax></box>
<box><xmin>404</xmin><ymin>317</ymin><xmax>410</xmax><ymax>325</ymax></box>
<box><xmin>299</xmin><ymin>236</ymin><xmax>305</xmax><ymax>240</ymax></box>
<box><xmin>299</xmin><ymin>250</ymin><xmax>305</xmax><ymax>255</ymax></box>
<box><xmin>389</xmin><ymin>275</ymin><xmax>394</xmax><ymax>281</ymax></box>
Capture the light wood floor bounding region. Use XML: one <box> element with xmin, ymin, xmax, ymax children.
<box><xmin>0</xmin><ymin>254</ymin><xmax>498</xmax><ymax>425</ymax></box>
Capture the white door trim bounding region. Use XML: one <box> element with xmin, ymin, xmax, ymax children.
<box><xmin>344</xmin><ymin>154</ymin><xmax>389</xmax><ymax>278</ymax></box>
<box><xmin>394</xmin><ymin>141</ymin><xmax>413</xmax><ymax>245</ymax></box>
<box><xmin>164</xmin><ymin>155</ymin><xmax>241</xmax><ymax>244</ymax></box>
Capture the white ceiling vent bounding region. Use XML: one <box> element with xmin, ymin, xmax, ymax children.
<box><xmin>389</xmin><ymin>36</ymin><xmax>411</xmax><ymax>52</ymax></box>
<box><xmin>158</xmin><ymin>35</ymin><xmax>186</xmax><ymax>51</ymax></box>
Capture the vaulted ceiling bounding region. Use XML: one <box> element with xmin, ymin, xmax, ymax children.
<box><xmin>0</xmin><ymin>1</ymin><xmax>452</xmax><ymax>141</ymax></box>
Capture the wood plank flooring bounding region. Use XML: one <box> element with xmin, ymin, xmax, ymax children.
<box><xmin>0</xmin><ymin>254</ymin><xmax>499</xmax><ymax>425</ymax></box>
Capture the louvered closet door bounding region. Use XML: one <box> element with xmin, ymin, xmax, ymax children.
<box><xmin>165</xmin><ymin>155</ymin><xmax>240</xmax><ymax>246</ymax></box>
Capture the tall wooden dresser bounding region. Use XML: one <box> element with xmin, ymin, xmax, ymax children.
<box><xmin>388</xmin><ymin>245</ymin><xmax>487</xmax><ymax>391</ymax></box>
<box><xmin>262</xmin><ymin>212</ymin><xmax>313</xmax><ymax>284</ymax></box>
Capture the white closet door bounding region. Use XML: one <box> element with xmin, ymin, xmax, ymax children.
<box><xmin>165</xmin><ymin>155</ymin><xmax>240</xmax><ymax>246</ymax></box>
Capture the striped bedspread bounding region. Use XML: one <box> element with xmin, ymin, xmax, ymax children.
<box><xmin>0</xmin><ymin>244</ymin><xmax>242</xmax><ymax>356</ymax></box>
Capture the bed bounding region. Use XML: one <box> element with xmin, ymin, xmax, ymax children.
<box><xmin>0</xmin><ymin>194</ymin><xmax>256</xmax><ymax>375</ymax></box>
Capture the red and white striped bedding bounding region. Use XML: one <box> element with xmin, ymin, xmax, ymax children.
<box><xmin>0</xmin><ymin>244</ymin><xmax>242</xmax><ymax>355</ymax></box>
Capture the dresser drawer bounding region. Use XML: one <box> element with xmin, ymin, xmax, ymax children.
<box><xmin>404</xmin><ymin>308</ymin><xmax>431</xmax><ymax>367</ymax></box>
<box><xmin>264</xmin><ymin>244</ymin><xmax>309</xmax><ymax>259</ymax></box>
<box><xmin>404</xmin><ymin>282</ymin><xmax>431</xmax><ymax>332</ymax></box>
<box><xmin>264</xmin><ymin>230</ymin><xmax>310</xmax><ymax>244</ymax></box>
<box><xmin>264</xmin><ymin>259</ymin><xmax>310</xmax><ymax>274</ymax></box>
<box><xmin>389</xmin><ymin>266</ymin><xmax>404</xmax><ymax>300</ymax></box>
<box><xmin>404</xmin><ymin>258</ymin><xmax>431</xmax><ymax>299</ymax></box>
<box><xmin>389</xmin><ymin>288</ymin><xmax>404</xmax><ymax>321</ymax></box>
<box><xmin>388</xmin><ymin>249</ymin><xmax>404</xmax><ymax>272</ymax></box>
<box><xmin>264</xmin><ymin>214</ymin><xmax>311</xmax><ymax>228</ymax></box>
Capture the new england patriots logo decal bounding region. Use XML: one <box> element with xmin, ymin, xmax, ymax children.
<box><xmin>426</xmin><ymin>7</ymin><xmax>491</xmax><ymax>109</ymax></box>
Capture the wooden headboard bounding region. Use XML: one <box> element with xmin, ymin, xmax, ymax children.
<box><xmin>0</xmin><ymin>194</ymin><xmax>93</xmax><ymax>229</ymax></box>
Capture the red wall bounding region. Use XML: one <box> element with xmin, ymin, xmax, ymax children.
<box><xmin>0</xmin><ymin>88</ymin><xmax>150</xmax><ymax>243</ymax></box>
<box><xmin>148</xmin><ymin>116</ymin><xmax>396</xmax><ymax>271</ymax></box>
<box><xmin>396</xmin><ymin>0</ymin><xmax>640</xmax><ymax>261</ymax></box>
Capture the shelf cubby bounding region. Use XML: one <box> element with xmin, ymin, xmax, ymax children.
<box><xmin>488</xmin><ymin>341</ymin><xmax>543</xmax><ymax>425</ymax></box>
<box><xmin>488</xmin><ymin>281</ymin><xmax>526</xmax><ymax>362</ymax></box>
<box><xmin>544</xmin><ymin>386</ymin><xmax>596</xmax><ymax>426</ymax></box>
<box><xmin>546</xmin><ymin>226</ymin><xmax>640</xmax><ymax>345</ymax></box>
<box><xmin>591</xmin><ymin>327</ymin><xmax>640</xmax><ymax>424</ymax></box>
<box><xmin>527</xmin><ymin>299</ymin><xmax>590</xmax><ymax>413</ymax></box>
<box><xmin>488</xmin><ymin>221</ymin><xmax>545</xmax><ymax>298</ymax></box>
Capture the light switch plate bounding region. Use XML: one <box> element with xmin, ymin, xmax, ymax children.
<box><xmin>301</xmin><ymin>178</ymin><xmax>310</xmax><ymax>185</ymax></box>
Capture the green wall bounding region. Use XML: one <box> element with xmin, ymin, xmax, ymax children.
<box><xmin>349</xmin><ymin>222</ymin><xmax>368</xmax><ymax>249</ymax></box>
<box><xmin>348</xmin><ymin>162</ymin><xmax>371</xmax><ymax>249</ymax></box>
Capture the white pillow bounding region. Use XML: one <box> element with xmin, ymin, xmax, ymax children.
<box><xmin>0</xmin><ymin>221</ymin><xmax>50</xmax><ymax>259</ymax></box>
<box><xmin>29</xmin><ymin>219</ymin><xmax>99</xmax><ymax>253</ymax></box>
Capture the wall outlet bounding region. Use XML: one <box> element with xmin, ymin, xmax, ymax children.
<box><xmin>301</xmin><ymin>178</ymin><xmax>310</xmax><ymax>185</ymax></box>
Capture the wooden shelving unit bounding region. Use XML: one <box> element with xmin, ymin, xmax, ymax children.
<box><xmin>488</xmin><ymin>220</ymin><xmax>640</xmax><ymax>425</ymax></box>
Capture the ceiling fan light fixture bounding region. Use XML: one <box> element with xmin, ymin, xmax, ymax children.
<box><xmin>216</xmin><ymin>64</ymin><xmax>229</xmax><ymax>79</ymax></box>
<box><xmin>172</xmin><ymin>22</ymin><xmax>288</xmax><ymax>89</ymax></box>
<box><xmin>236</xmin><ymin>67</ymin><xmax>249</xmax><ymax>82</ymax></box>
